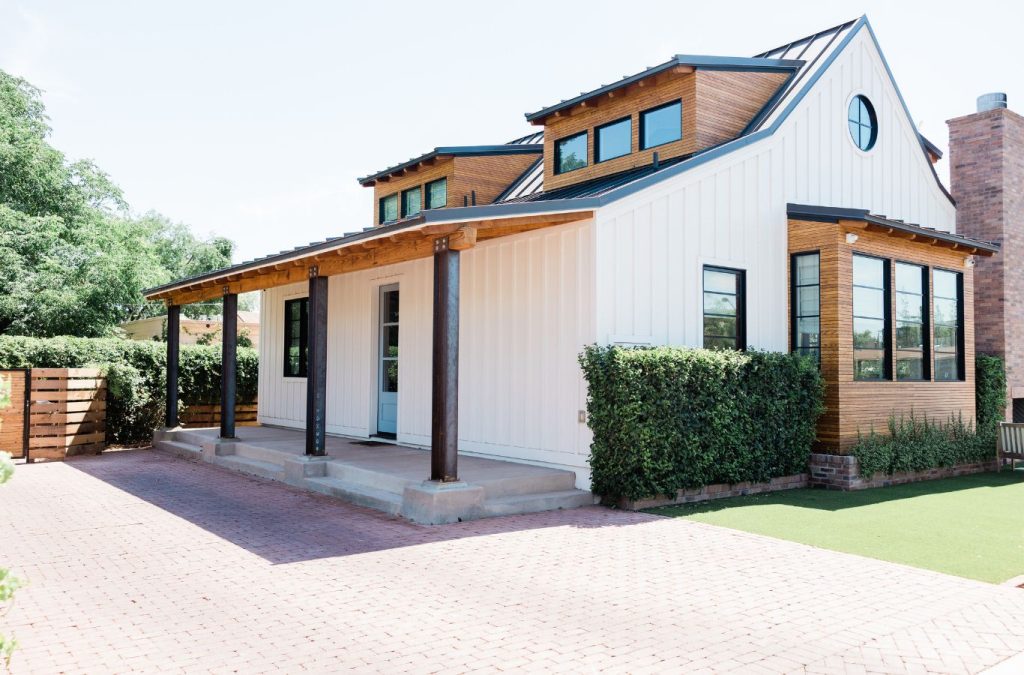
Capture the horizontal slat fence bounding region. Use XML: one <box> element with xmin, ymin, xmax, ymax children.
<box><xmin>0</xmin><ymin>370</ymin><xmax>29</xmax><ymax>458</ymax></box>
<box><xmin>181</xmin><ymin>402</ymin><xmax>258</xmax><ymax>428</ymax></box>
<box><xmin>29</xmin><ymin>368</ymin><xmax>107</xmax><ymax>461</ymax></box>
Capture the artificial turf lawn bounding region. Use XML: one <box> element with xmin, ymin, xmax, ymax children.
<box><xmin>650</xmin><ymin>471</ymin><xmax>1024</xmax><ymax>583</ymax></box>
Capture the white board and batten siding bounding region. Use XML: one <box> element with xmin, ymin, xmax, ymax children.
<box><xmin>594</xmin><ymin>27</ymin><xmax>956</xmax><ymax>352</ymax></box>
<box><xmin>258</xmin><ymin>219</ymin><xmax>597</xmax><ymax>486</ymax></box>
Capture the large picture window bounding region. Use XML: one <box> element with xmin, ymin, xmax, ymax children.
<box><xmin>426</xmin><ymin>177</ymin><xmax>447</xmax><ymax>209</ymax></box>
<box><xmin>641</xmin><ymin>100</ymin><xmax>682</xmax><ymax>150</ymax></box>
<box><xmin>595</xmin><ymin>117</ymin><xmax>631</xmax><ymax>162</ymax></box>
<box><xmin>852</xmin><ymin>254</ymin><xmax>889</xmax><ymax>380</ymax></box>
<box><xmin>933</xmin><ymin>269</ymin><xmax>964</xmax><ymax>381</ymax></box>
<box><xmin>895</xmin><ymin>262</ymin><xmax>929</xmax><ymax>380</ymax></box>
<box><xmin>378</xmin><ymin>193</ymin><xmax>398</xmax><ymax>224</ymax></box>
<box><xmin>555</xmin><ymin>132</ymin><xmax>588</xmax><ymax>174</ymax></box>
<box><xmin>791</xmin><ymin>252</ymin><xmax>820</xmax><ymax>362</ymax></box>
<box><xmin>283</xmin><ymin>297</ymin><xmax>308</xmax><ymax>378</ymax></box>
<box><xmin>703</xmin><ymin>266</ymin><xmax>746</xmax><ymax>350</ymax></box>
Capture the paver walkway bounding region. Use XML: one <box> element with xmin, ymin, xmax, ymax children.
<box><xmin>3</xmin><ymin>449</ymin><xmax>1024</xmax><ymax>674</ymax></box>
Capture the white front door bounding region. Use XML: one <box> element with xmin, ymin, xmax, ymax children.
<box><xmin>376</xmin><ymin>284</ymin><xmax>399</xmax><ymax>437</ymax></box>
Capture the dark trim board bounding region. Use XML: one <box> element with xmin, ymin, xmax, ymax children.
<box><xmin>358</xmin><ymin>144</ymin><xmax>543</xmax><ymax>186</ymax></box>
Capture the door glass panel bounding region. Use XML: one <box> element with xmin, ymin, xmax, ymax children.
<box><xmin>383</xmin><ymin>361</ymin><xmax>398</xmax><ymax>393</ymax></box>
<box><xmin>383</xmin><ymin>325</ymin><xmax>399</xmax><ymax>357</ymax></box>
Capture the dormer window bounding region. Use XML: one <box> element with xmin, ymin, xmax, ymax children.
<box><xmin>379</xmin><ymin>193</ymin><xmax>398</xmax><ymax>224</ymax></box>
<box><xmin>641</xmin><ymin>100</ymin><xmax>682</xmax><ymax>150</ymax></box>
<box><xmin>555</xmin><ymin>132</ymin><xmax>588</xmax><ymax>174</ymax></box>
<box><xmin>401</xmin><ymin>187</ymin><xmax>421</xmax><ymax>218</ymax></box>
<box><xmin>596</xmin><ymin>117</ymin><xmax>632</xmax><ymax>163</ymax></box>
<box><xmin>426</xmin><ymin>178</ymin><xmax>447</xmax><ymax>209</ymax></box>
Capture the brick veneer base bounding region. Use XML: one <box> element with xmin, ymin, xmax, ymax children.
<box><xmin>809</xmin><ymin>453</ymin><xmax>998</xmax><ymax>490</ymax></box>
<box><xmin>620</xmin><ymin>473</ymin><xmax>808</xmax><ymax>510</ymax></box>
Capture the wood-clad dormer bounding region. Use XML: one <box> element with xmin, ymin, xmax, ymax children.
<box><xmin>526</xmin><ymin>56</ymin><xmax>799</xmax><ymax>192</ymax></box>
<box><xmin>358</xmin><ymin>143</ymin><xmax>542</xmax><ymax>227</ymax></box>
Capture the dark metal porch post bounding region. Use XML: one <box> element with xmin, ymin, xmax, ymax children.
<box><xmin>220</xmin><ymin>291</ymin><xmax>238</xmax><ymax>439</ymax></box>
<box><xmin>431</xmin><ymin>236</ymin><xmax>460</xmax><ymax>482</ymax></box>
<box><xmin>166</xmin><ymin>304</ymin><xmax>181</xmax><ymax>428</ymax></box>
<box><xmin>306</xmin><ymin>267</ymin><xmax>328</xmax><ymax>456</ymax></box>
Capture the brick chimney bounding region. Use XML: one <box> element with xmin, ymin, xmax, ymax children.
<box><xmin>948</xmin><ymin>93</ymin><xmax>1024</xmax><ymax>420</ymax></box>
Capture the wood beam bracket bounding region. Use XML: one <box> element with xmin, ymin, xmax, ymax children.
<box><xmin>309</xmin><ymin>264</ymin><xmax>320</xmax><ymax>278</ymax></box>
<box><xmin>434</xmin><ymin>236</ymin><xmax>449</xmax><ymax>253</ymax></box>
<box><xmin>222</xmin><ymin>285</ymin><xmax>231</xmax><ymax>296</ymax></box>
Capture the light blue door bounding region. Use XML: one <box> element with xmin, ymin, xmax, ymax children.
<box><xmin>377</xmin><ymin>285</ymin><xmax>399</xmax><ymax>437</ymax></box>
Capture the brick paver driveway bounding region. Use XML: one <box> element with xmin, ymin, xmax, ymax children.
<box><xmin>3</xmin><ymin>450</ymin><xmax>1024</xmax><ymax>674</ymax></box>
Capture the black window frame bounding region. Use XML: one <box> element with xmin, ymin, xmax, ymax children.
<box><xmin>790</xmin><ymin>251</ymin><xmax>821</xmax><ymax>363</ymax></box>
<box><xmin>400</xmin><ymin>186</ymin><xmax>422</xmax><ymax>218</ymax></box>
<box><xmin>848</xmin><ymin>94</ymin><xmax>878</xmax><ymax>152</ymax></box>
<box><xmin>595</xmin><ymin>116</ymin><xmax>632</xmax><ymax>163</ymax></box>
<box><xmin>852</xmin><ymin>252</ymin><xmax>892</xmax><ymax>381</ymax></box>
<box><xmin>283</xmin><ymin>297</ymin><xmax>309</xmax><ymax>378</ymax></box>
<box><xmin>894</xmin><ymin>261</ymin><xmax>930</xmax><ymax>382</ymax></box>
<box><xmin>554</xmin><ymin>131</ymin><xmax>588</xmax><ymax>175</ymax></box>
<box><xmin>702</xmin><ymin>265</ymin><xmax>746</xmax><ymax>351</ymax></box>
<box><xmin>640</xmin><ymin>99</ymin><xmax>683</xmax><ymax>150</ymax></box>
<box><xmin>378</xmin><ymin>193</ymin><xmax>398</xmax><ymax>225</ymax></box>
<box><xmin>425</xmin><ymin>177</ymin><xmax>447</xmax><ymax>209</ymax></box>
<box><xmin>932</xmin><ymin>267</ymin><xmax>965</xmax><ymax>382</ymax></box>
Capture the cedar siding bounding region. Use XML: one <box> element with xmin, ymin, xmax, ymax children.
<box><xmin>788</xmin><ymin>218</ymin><xmax>976</xmax><ymax>452</ymax></box>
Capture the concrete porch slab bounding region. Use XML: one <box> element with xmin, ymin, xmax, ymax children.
<box><xmin>153</xmin><ymin>425</ymin><xmax>594</xmax><ymax>524</ymax></box>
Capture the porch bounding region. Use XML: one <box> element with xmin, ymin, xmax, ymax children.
<box><xmin>153</xmin><ymin>425</ymin><xmax>594</xmax><ymax>524</ymax></box>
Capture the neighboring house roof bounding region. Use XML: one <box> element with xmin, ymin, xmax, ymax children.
<box><xmin>787</xmin><ymin>203</ymin><xmax>999</xmax><ymax>254</ymax></box>
<box><xmin>524</xmin><ymin>55</ymin><xmax>805</xmax><ymax>124</ymax></box>
<box><xmin>357</xmin><ymin>135</ymin><xmax>544</xmax><ymax>186</ymax></box>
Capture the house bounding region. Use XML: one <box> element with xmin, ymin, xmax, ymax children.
<box><xmin>120</xmin><ymin>312</ymin><xmax>261</xmax><ymax>348</ymax></box>
<box><xmin>144</xmin><ymin>15</ymin><xmax>1010</xmax><ymax>518</ymax></box>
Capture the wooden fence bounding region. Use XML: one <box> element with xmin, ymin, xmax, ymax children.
<box><xmin>29</xmin><ymin>368</ymin><xmax>107</xmax><ymax>461</ymax></box>
<box><xmin>181</xmin><ymin>402</ymin><xmax>258</xmax><ymax>428</ymax></box>
<box><xmin>0</xmin><ymin>369</ymin><xmax>30</xmax><ymax>459</ymax></box>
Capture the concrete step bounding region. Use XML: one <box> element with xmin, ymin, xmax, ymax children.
<box><xmin>475</xmin><ymin>469</ymin><xmax>577</xmax><ymax>499</ymax></box>
<box><xmin>213</xmin><ymin>454</ymin><xmax>286</xmax><ymax>482</ymax></box>
<box><xmin>233</xmin><ymin>442</ymin><xmax>293</xmax><ymax>467</ymax></box>
<box><xmin>175</xmin><ymin>429</ymin><xmax>215</xmax><ymax>446</ymax></box>
<box><xmin>305</xmin><ymin>476</ymin><xmax>403</xmax><ymax>516</ymax></box>
<box><xmin>324</xmin><ymin>461</ymin><xmax>413</xmax><ymax>496</ymax></box>
<box><xmin>482</xmin><ymin>489</ymin><xmax>595</xmax><ymax>518</ymax></box>
<box><xmin>154</xmin><ymin>439</ymin><xmax>202</xmax><ymax>459</ymax></box>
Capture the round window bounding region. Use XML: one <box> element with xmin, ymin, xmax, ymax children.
<box><xmin>848</xmin><ymin>95</ymin><xmax>877</xmax><ymax>151</ymax></box>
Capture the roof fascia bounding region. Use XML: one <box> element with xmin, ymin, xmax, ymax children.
<box><xmin>358</xmin><ymin>144</ymin><xmax>543</xmax><ymax>186</ymax></box>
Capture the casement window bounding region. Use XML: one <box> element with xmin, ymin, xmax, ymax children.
<box><xmin>933</xmin><ymin>269</ymin><xmax>964</xmax><ymax>381</ymax></box>
<box><xmin>703</xmin><ymin>266</ymin><xmax>746</xmax><ymax>350</ymax></box>
<box><xmin>378</xmin><ymin>193</ymin><xmax>398</xmax><ymax>224</ymax></box>
<box><xmin>895</xmin><ymin>262</ymin><xmax>929</xmax><ymax>380</ymax></box>
<box><xmin>640</xmin><ymin>100</ymin><xmax>682</xmax><ymax>149</ymax></box>
<box><xmin>852</xmin><ymin>254</ymin><xmax>890</xmax><ymax>380</ymax></box>
<box><xmin>595</xmin><ymin>117</ymin><xmax>632</xmax><ymax>163</ymax></box>
<box><xmin>283</xmin><ymin>297</ymin><xmax>308</xmax><ymax>378</ymax></box>
<box><xmin>555</xmin><ymin>132</ymin><xmax>588</xmax><ymax>174</ymax></box>
<box><xmin>426</xmin><ymin>177</ymin><xmax>447</xmax><ymax>209</ymax></box>
<box><xmin>791</xmin><ymin>252</ymin><xmax>820</xmax><ymax>362</ymax></box>
<box><xmin>401</xmin><ymin>187</ymin><xmax>421</xmax><ymax>218</ymax></box>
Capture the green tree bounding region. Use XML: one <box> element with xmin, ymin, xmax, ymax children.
<box><xmin>0</xmin><ymin>68</ymin><xmax>236</xmax><ymax>337</ymax></box>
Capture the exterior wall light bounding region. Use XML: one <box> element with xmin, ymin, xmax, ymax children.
<box><xmin>964</xmin><ymin>256</ymin><xmax>976</xmax><ymax>268</ymax></box>
<box><xmin>845</xmin><ymin>233</ymin><xmax>859</xmax><ymax>244</ymax></box>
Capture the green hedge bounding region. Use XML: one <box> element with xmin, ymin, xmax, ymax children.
<box><xmin>0</xmin><ymin>336</ymin><xmax>258</xmax><ymax>445</ymax></box>
<box><xmin>579</xmin><ymin>345</ymin><xmax>825</xmax><ymax>501</ymax></box>
<box><xmin>852</xmin><ymin>355</ymin><xmax>1006</xmax><ymax>477</ymax></box>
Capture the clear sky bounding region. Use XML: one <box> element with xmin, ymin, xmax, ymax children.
<box><xmin>1</xmin><ymin>0</ymin><xmax>1018</xmax><ymax>264</ymax></box>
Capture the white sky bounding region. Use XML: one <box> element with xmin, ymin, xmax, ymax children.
<box><xmin>0</xmin><ymin>0</ymin><xmax>1019</xmax><ymax>264</ymax></box>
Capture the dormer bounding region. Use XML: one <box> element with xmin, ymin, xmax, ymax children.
<box><xmin>525</xmin><ymin>56</ymin><xmax>801</xmax><ymax>191</ymax></box>
<box><xmin>358</xmin><ymin>139</ymin><xmax>542</xmax><ymax>227</ymax></box>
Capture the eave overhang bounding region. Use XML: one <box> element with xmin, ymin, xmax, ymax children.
<box><xmin>524</xmin><ymin>55</ymin><xmax>804</xmax><ymax>125</ymax></box>
<box><xmin>358</xmin><ymin>144</ymin><xmax>543</xmax><ymax>187</ymax></box>
<box><xmin>787</xmin><ymin>203</ymin><xmax>999</xmax><ymax>255</ymax></box>
<box><xmin>143</xmin><ymin>203</ymin><xmax>596</xmax><ymax>305</ymax></box>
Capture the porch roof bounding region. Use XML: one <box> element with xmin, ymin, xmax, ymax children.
<box><xmin>143</xmin><ymin>204</ymin><xmax>594</xmax><ymax>306</ymax></box>
<box><xmin>787</xmin><ymin>203</ymin><xmax>1000</xmax><ymax>255</ymax></box>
